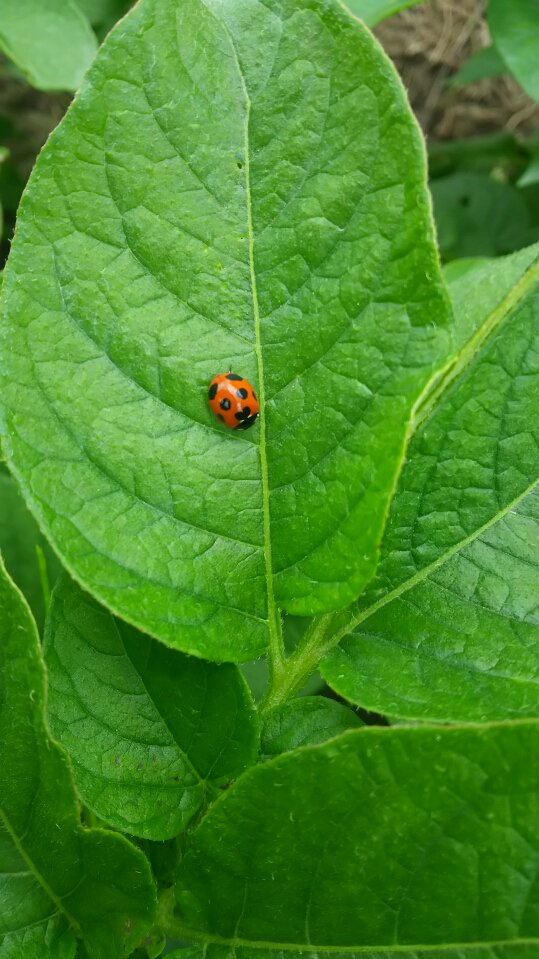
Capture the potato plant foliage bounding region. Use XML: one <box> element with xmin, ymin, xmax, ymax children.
<box><xmin>0</xmin><ymin>0</ymin><xmax>539</xmax><ymax>957</ymax></box>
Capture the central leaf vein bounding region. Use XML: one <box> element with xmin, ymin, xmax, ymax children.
<box><xmin>219</xmin><ymin>18</ymin><xmax>284</xmax><ymax>669</ymax></box>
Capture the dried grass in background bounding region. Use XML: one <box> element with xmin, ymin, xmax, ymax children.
<box><xmin>375</xmin><ymin>0</ymin><xmax>539</xmax><ymax>140</ymax></box>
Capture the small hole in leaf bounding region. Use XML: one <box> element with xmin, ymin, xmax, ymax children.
<box><xmin>237</xmin><ymin>161</ymin><xmax>243</xmax><ymax>169</ymax></box>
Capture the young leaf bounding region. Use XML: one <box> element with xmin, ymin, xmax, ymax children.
<box><xmin>261</xmin><ymin>696</ymin><xmax>363</xmax><ymax>757</ymax></box>
<box><xmin>343</xmin><ymin>0</ymin><xmax>429</xmax><ymax>27</ymax></box>
<box><xmin>0</xmin><ymin>0</ymin><xmax>97</xmax><ymax>93</ymax></box>
<box><xmin>175</xmin><ymin>722</ymin><xmax>539</xmax><ymax>952</ymax></box>
<box><xmin>488</xmin><ymin>0</ymin><xmax>539</xmax><ymax>104</ymax></box>
<box><xmin>322</xmin><ymin>246</ymin><xmax>539</xmax><ymax>722</ymax></box>
<box><xmin>44</xmin><ymin>577</ymin><xmax>259</xmax><ymax>840</ymax></box>
<box><xmin>431</xmin><ymin>173</ymin><xmax>532</xmax><ymax>261</ymax></box>
<box><xmin>448</xmin><ymin>45</ymin><xmax>507</xmax><ymax>88</ymax></box>
<box><xmin>0</xmin><ymin>559</ymin><xmax>156</xmax><ymax>958</ymax></box>
<box><xmin>0</xmin><ymin>0</ymin><xmax>452</xmax><ymax>662</ymax></box>
<box><xmin>0</xmin><ymin>471</ymin><xmax>61</xmax><ymax>630</ymax></box>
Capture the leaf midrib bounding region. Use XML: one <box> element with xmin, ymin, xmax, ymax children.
<box><xmin>344</xmin><ymin>475</ymin><xmax>539</xmax><ymax>641</ymax></box>
<box><xmin>217</xmin><ymin>13</ymin><xmax>282</xmax><ymax>666</ymax></box>
<box><xmin>0</xmin><ymin>806</ymin><xmax>81</xmax><ymax>938</ymax></box>
<box><xmin>411</xmin><ymin>255</ymin><xmax>539</xmax><ymax>433</ymax></box>
<box><xmin>168</xmin><ymin>919</ymin><xmax>539</xmax><ymax>954</ymax></box>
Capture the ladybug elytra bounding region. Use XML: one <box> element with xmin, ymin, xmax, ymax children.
<box><xmin>208</xmin><ymin>372</ymin><xmax>259</xmax><ymax>430</ymax></box>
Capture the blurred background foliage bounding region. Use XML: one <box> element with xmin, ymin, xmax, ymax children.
<box><xmin>0</xmin><ymin>0</ymin><xmax>538</xmax><ymax>267</ymax></box>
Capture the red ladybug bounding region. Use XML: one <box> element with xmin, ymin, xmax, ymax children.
<box><xmin>208</xmin><ymin>372</ymin><xmax>259</xmax><ymax>430</ymax></box>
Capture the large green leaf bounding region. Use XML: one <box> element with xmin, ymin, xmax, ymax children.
<box><xmin>0</xmin><ymin>0</ymin><xmax>97</xmax><ymax>93</ymax></box>
<box><xmin>44</xmin><ymin>576</ymin><xmax>259</xmax><ymax>840</ymax></box>
<box><xmin>175</xmin><ymin>723</ymin><xmax>539</xmax><ymax>953</ymax></box>
<box><xmin>322</xmin><ymin>245</ymin><xmax>539</xmax><ymax>722</ymax></box>
<box><xmin>0</xmin><ymin>559</ymin><xmax>156</xmax><ymax>958</ymax></box>
<box><xmin>488</xmin><ymin>0</ymin><xmax>539</xmax><ymax>104</ymax></box>
<box><xmin>0</xmin><ymin>0</ymin><xmax>452</xmax><ymax>662</ymax></box>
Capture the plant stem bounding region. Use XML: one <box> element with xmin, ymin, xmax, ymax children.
<box><xmin>259</xmin><ymin>612</ymin><xmax>339</xmax><ymax>715</ymax></box>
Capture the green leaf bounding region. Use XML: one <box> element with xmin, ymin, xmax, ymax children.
<box><xmin>431</xmin><ymin>173</ymin><xmax>532</xmax><ymax>261</ymax></box>
<box><xmin>0</xmin><ymin>471</ymin><xmax>61</xmax><ymax>630</ymax></box>
<box><xmin>488</xmin><ymin>0</ymin><xmax>539</xmax><ymax>104</ymax></box>
<box><xmin>322</xmin><ymin>245</ymin><xmax>539</xmax><ymax>722</ymax></box>
<box><xmin>74</xmin><ymin>0</ymin><xmax>130</xmax><ymax>27</ymax></box>
<box><xmin>443</xmin><ymin>257</ymin><xmax>492</xmax><ymax>284</ymax></box>
<box><xmin>0</xmin><ymin>926</ymin><xmax>76</xmax><ymax>959</ymax></box>
<box><xmin>445</xmin><ymin>242</ymin><xmax>539</xmax><ymax>350</ymax></box>
<box><xmin>44</xmin><ymin>576</ymin><xmax>259</xmax><ymax>840</ymax></box>
<box><xmin>343</xmin><ymin>0</ymin><xmax>429</xmax><ymax>27</ymax></box>
<box><xmin>164</xmin><ymin>949</ymin><xmax>539</xmax><ymax>959</ymax></box>
<box><xmin>0</xmin><ymin>559</ymin><xmax>156</xmax><ymax>958</ymax></box>
<box><xmin>175</xmin><ymin>722</ymin><xmax>539</xmax><ymax>953</ymax></box>
<box><xmin>448</xmin><ymin>45</ymin><xmax>507</xmax><ymax>88</ymax></box>
<box><xmin>0</xmin><ymin>0</ymin><xmax>452</xmax><ymax>663</ymax></box>
<box><xmin>261</xmin><ymin>696</ymin><xmax>363</xmax><ymax>756</ymax></box>
<box><xmin>428</xmin><ymin>132</ymin><xmax>527</xmax><ymax>180</ymax></box>
<box><xmin>74</xmin><ymin>0</ymin><xmax>132</xmax><ymax>39</ymax></box>
<box><xmin>0</xmin><ymin>0</ymin><xmax>97</xmax><ymax>93</ymax></box>
<box><xmin>519</xmin><ymin>145</ymin><xmax>539</xmax><ymax>189</ymax></box>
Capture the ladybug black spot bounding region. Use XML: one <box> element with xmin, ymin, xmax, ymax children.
<box><xmin>226</xmin><ymin>373</ymin><xmax>242</xmax><ymax>381</ymax></box>
<box><xmin>208</xmin><ymin>382</ymin><xmax>218</xmax><ymax>400</ymax></box>
<box><xmin>234</xmin><ymin>412</ymin><xmax>259</xmax><ymax>430</ymax></box>
<box><xmin>235</xmin><ymin>406</ymin><xmax>251</xmax><ymax>421</ymax></box>
<box><xmin>237</xmin><ymin>387</ymin><xmax>248</xmax><ymax>399</ymax></box>
<box><xmin>220</xmin><ymin>398</ymin><xmax>231</xmax><ymax>411</ymax></box>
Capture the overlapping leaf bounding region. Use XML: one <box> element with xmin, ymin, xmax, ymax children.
<box><xmin>175</xmin><ymin>723</ymin><xmax>539</xmax><ymax>954</ymax></box>
<box><xmin>44</xmin><ymin>577</ymin><xmax>259</xmax><ymax>840</ymax></box>
<box><xmin>0</xmin><ymin>559</ymin><xmax>155</xmax><ymax>958</ymax></box>
<box><xmin>322</xmin><ymin>245</ymin><xmax>539</xmax><ymax>721</ymax></box>
<box><xmin>344</xmin><ymin>0</ymin><xmax>429</xmax><ymax>26</ymax></box>
<box><xmin>0</xmin><ymin>471</ymin><xmax>60</xmax><ymax>630</ymax></box>
<box><xmin>488</xmin><ymin>0</ymin><xmax>539</xmax><ymax>104</ymax></box>
<box><xmin>0</xmin><ymin>0</ymin><xmax>451</xmax><ymax>662</ymax></box>
<box><xmin>0</xmin><ymin>0</ymin><xmax>97</xmax><ymax>92</ymax></box>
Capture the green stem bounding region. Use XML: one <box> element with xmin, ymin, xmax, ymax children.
<box><xmin>259</xmin><ymin>613</ymin><xmax>337</xmax><ymax>715</ymax></box>
<box><xmin>231</xmin><ymin>27</ymin><xmax>285</xmax><ymax>685</ymax></box>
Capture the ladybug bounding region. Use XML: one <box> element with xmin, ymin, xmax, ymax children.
<box><xmin>208</xmin><ymin>372</ymin><xmax>259</xmax><ymax>430</ymax></box>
